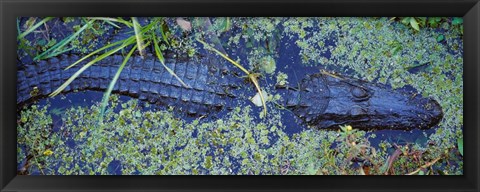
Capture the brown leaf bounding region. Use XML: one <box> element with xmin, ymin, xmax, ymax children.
<box><xmin>176</xmin><ymin>17</ymin><xmax>192</xmax><ymax>32</ymax></box>
<box><xmin>362</xmin><ymin>165</ymin><xmax>370</xmax><ymax>175</ymax></box>
<box><xmin>384</xmin><ymin>149</ymin><xmax>402</xmax><ymax>175</ymax></box>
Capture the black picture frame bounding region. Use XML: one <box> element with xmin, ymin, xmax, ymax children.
<box><xmin>1</xmin><ymin>0</ymin><xmax>479</xmax><ymax>191</ymax></box>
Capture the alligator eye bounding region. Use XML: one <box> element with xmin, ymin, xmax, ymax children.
<box><xmin>352</xmin><ymin>87</ymin><xmax>368</xmax><ymax>98</ymax></box>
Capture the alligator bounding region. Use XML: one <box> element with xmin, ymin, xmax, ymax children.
<box><xmin>16</xmin><ymin>51</ymin><xmax>444</xmax><ymax>130</ymax></box>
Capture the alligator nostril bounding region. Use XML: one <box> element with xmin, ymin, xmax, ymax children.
<box><xmin>426</xmin><ymin>99</ymin><xmax>443</xmax><ymax>118</ymax></box>
<box><xmin>350</xmin><ymin>106</ymin><xmax>366</xmax><ymax>116</ymax></box>
<box><xmin>425</xmin><ymin>102</ymin><xmax>433</xmax><ymax>110</ymax></box>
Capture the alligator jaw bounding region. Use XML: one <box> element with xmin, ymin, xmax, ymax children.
<box><xmin>296</xmin><ymin>74</ymin><xmax>443</xmax><ymax>130</ymax></box>
<box><xmin>359</xmin><ymin>85</ymin><xmax>443</xmax><ymax>130</ymax></box>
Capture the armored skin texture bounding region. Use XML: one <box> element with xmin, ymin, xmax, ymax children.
<box><xmin>17</xmin><ymin>53</ymin><xmax>443</xmax><ymax>130</ymax></box>
<box><xmin>277</xmin><ymin>73</ymin><xmax>443</xmax><ymax>130</ymax></box>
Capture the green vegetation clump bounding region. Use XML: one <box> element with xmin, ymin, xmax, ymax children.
<box><xmin>17</xmin><ymin>95</ymin><xmax>462</xmax><ymax>175</ymax></box>
<box><xmin>395</xmin><ymin>17</ymin><xmax>463</xmax><ymax>34</ymax></box>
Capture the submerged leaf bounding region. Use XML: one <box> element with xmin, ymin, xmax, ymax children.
<box><xmin>401</xmin><ymin>17</ymin><xmax>411</xmax><ymax>25</ymax></box>
<box><xmin>428</xmin><ymin>17</ymin><xmax>442</xmax><ymax>28</ymax></box>
<box><xmin>436</xmin><ymin>34</ymin><xmax>445</xmax><ymax>42</ymax></box>
<box><xmin>410</xmin><ymin>17</ymin><xmax>420</xmax><ymax>31</ymax></box>
<box><xmin>452</xmin><ymin>17</ymin><xmax>463</xmax><ymax>25</ymax></box>
<box><xmin>135</xmin><ymin>111</ymin><xmax>142</xmax><ymax>118</ymax></box>
<box><xmin>249</xmin><ymin>73</ymin><xmax>267</xmax><ymax>116</ymax></box>
<box><xmin>176</xmin><ymin>17</ymin><xmax>192</xmax><ymax>32</ymax></box>
<box><xmin>250</xmin><ymin>90</ymin><xmax>268</xmax><ymax>107</ymax></box>
<box><xmin>406</xmin><ymin>62</ymin><xmax>432</xmax><ymax>74</ymax></box>
<box><xmin>260</xmin><ymin>56</ymin><xmax>276</xmax><ymax>74</ymax></box>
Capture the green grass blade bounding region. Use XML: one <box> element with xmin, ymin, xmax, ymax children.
<box><xmin>152</xmin><ymin>32</ymin><xmax>165</xmax><ymax>64</ymax></box>
<box><xmin>104</xmin><ymin>20</ymin><xmax>121</xmax><ymax>29</ymax></box>
<box><xmin>17</xmin><ymin>18</ymin><xmax>21</xmax><ymax>36</ymax></box>
<box><xmin>86</xmin><ymin>17</ymin><xmax>133</xmax><ymax>28</ymax></box>
<box><xmin>159</xmin><ymin>21</ymin><xmax>170</xmax><ymax>46</ymax></box>
<box><xmin>115</xmin><ymin>17</ymin><xmax>134</xmax><ymax>28</ymax></box>
<box><xmin>49</xmin><ymin>37</ymin><xmax>136</xmax><ymax>97</ymax></box>
<box><xmin>197</xmin><ymin>37</ymin><xmax>267</xmax><ymax>115</ymax></box>
<box><xmin>99</xmin><ymin>44</ymin><xmax>138</xmax><ymax>122</ymax></box>
<box><xmin>142</xmin><ymin>18</ymin><xmax>160</xmax><ymax>31</ymax></box>
<box><xmin>196</xmin><ymin>38</ymin><xmax>250</xmax><ymax>75</ymax></box>
<box><xmin>153</xmin><ymin>32</ymin><xmax>190</xmax><ymax>89</ymax></box>
<box><xmin>34</xmin><ymin>20</ymin><xmax>94</xmax><ymax>60</ymax></box>
<box><xmin>224</xmin><ymin>17</ymin><xmax>231</xmax><ymax>32</ymax></box>
<box><xmin>132</xmin><ymin>17</ymin><xmax>146</xmax><ymax>57</ymax></box>
<box><xmin>17</xmin><ymin>17</ymin><xmax>54</xmax><ymax>39</ymax></box>
<box><xmin>66</xmin><ymin>35</ymin><xmax>135</xmax><ymax>70</ymax></box>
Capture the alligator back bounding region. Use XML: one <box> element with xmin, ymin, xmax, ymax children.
<box><xmin>17</xmin><ymin>53</ymin><xmax>244</xmax><ymax>116</ymax></box>
<box><xmin>278</xmin><ymin>73</ymin><xmax>331</xmax><ymax>123</ymax></box>
<box><xmin>17</xmin><ymin>53</ymin><xmax>444</xmax><ymax>130</ymax></box>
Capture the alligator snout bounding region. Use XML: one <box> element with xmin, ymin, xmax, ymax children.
<box><xmin>413</xmin><ymin>96</ymin><xmax>443</xmax><ymax>129</ymax></box>
<box><xmin>285</xmin><ymin>73</ymin><xmax>444</xmax><ymax>130</ymax></box>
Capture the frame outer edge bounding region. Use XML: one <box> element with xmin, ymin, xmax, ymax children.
<box><xmin>1</xmin><ymin>0</ymin><xmax>479</xmax><ymax>192</ymax></box>
<box><xmin>465</xmin><ymin>1</ymin><xmax>480</xmax><ymax>191</ymax></box>
<box><xmin>0</xmin><ymin>0</ymin><xmax>4</xmax><ymax>190</ymax></box>
<box><xmin>1</xmin><ymin>1</ymin><xmax>17</xmax><ymax>191</ymax></box>
<box><xmin>477</xmin><ymin>2</ymin><xmax>480</xmax><ymax>190</ymax></box>
<box><xmin>471</xmin><ymin>1</ymin><xmax>479</xmax><ymax>190</ymax></box>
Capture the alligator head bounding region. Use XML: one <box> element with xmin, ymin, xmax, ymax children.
<box><xmin>285</xmin><ymin>72</ymin><xmax>443</xmax><ymax>130</ymax></box>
